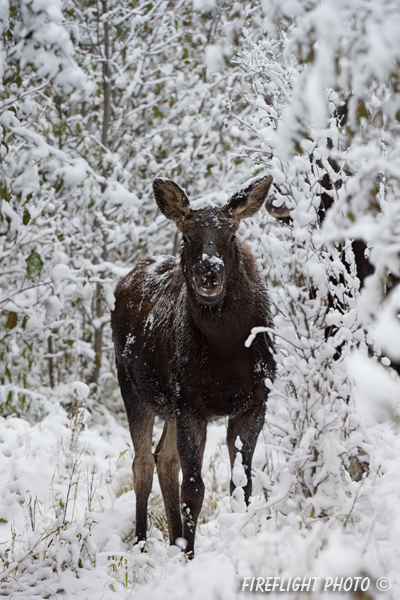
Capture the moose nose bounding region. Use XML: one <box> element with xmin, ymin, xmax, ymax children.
<box><xmin>194</xmin><ymin>254</ymin><xmax>224</xmax><ymax>298</ymax></box>
<box><xmin>195</xmin><ymin>278</ymin><xmax>224</xmax><ymax>297</ymax></box>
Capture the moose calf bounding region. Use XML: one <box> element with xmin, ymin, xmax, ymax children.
<box><xmin>111</xmin><ymin>177</ymin><xmax>276</xmax><ymax>555</ymax></box>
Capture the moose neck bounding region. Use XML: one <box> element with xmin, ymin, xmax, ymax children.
<box><xmin>184</xmin><ymin>246</ymin><xmax>262</xmax><ymax>352</ymax></box>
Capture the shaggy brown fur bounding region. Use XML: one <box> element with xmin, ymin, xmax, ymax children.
<box><xmin>111</xmin><ymin>177</ymin><xmax>275</xmax><ymax>555</ymax></box>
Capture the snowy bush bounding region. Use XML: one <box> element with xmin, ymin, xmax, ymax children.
<box><xmin>1</xmin><ymin>0</ymin><xmax>400</xmax><ymax>598</ymax></box>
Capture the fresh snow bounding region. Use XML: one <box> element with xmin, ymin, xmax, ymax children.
<box><xmin>1</xmin><ymin>386</ymin><xmax>400</xmax><ymax>598</ymax></box>
<box><xmin>2</xmin><ymin>0</ymin><xmax>400</xmax><ymax>598</ymax></box>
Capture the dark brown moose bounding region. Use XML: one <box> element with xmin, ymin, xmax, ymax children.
<box><xmin>111</xmin><ymin>177</ymin><xmax>276</xmax><ymax>555</ymax></box>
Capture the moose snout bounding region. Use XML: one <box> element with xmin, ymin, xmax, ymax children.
<box><xmin>194</xmin><ymin>255</ymin><xmax>225</xmax><ymax>298</ymax></box>
<box><xmin>195</xmin><ymin>276</ymin><xmax>224</xmax><ymax>297</ymax></box>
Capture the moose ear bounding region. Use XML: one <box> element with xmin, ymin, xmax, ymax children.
<box><xmin>153</xmin><ymin>178</ymin><xmax>190</xmax><ymax>227</ymax></box>
<box><xmin>223</xmin><ymin>176</ymin><xmax>273</xmax><ymax>220</ymax></box>
<box><xmin>265</xmin><ymin>196</ymin><xmax>291</xmax><ymax>219</ymax></box>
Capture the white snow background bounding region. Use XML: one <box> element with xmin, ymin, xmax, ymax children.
<box><xmin>2</xmin><ymin>0</ymin><xmax>400</xmax><ymax>598</ymax></box>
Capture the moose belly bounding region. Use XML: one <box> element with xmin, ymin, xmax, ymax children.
<box><xmin>203</xmin><ymin>385</ymin><xmax>262</xmax><ymax>419</ymax></box>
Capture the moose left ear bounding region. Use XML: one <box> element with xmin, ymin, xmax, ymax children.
<box><xmin>223</xmin><ymin>176</ymin><xmax>273</xmax><ymax>220</ymax></box>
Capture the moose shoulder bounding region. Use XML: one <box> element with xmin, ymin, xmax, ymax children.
<box><xmin>111</xmin><ymin>176</ymin><xmax>276</xmax><ymax>556</ymax></box>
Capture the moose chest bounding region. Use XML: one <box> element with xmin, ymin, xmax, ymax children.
<box><xmin>182</xmin><ymin>330</ymin><xmax>272</xmax><ymax>419</ymax></box>
<box><xmin>151</xmin><ymin>315</ymin><xmax>272</xmax><ymax>421</ymax></box>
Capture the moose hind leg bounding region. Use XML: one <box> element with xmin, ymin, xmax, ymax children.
<box><xmin>116</xmin><ymin>366</ymin><xmax>155</xmax><ymax>544</ymax></box>
<box><xmin>129</xmin><ymin>412</ymin><xmax>155</xmax><ymax>544</ymax></box>
<box><xmin>227</xmin><ymin>402</ymin><xmax>266</xmax><ymax>505</ymax></box>
<box><xmin>154</xmin><ymin>422</ymin><xmax>182</xmax><ymax>545</ymax></box>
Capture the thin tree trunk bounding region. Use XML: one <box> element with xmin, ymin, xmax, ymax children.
<box><xmin>48</xmin><ymin>336</ymin><xmax>54</xmax><ymax>389</ymax></box>
<box><xmin>92</xmin><ymin>282</ymin><xmax>103</xmax><ymax>385</ymax></box>
<box><xmin>101</xmin><ymin>0</ymin><xmax>111</xmax><ymax>149</ymax></box>
<box><xmin>172</xmin><ymin>231</ymin><xmax>179</xmax><ymax>256</ymax></box>
<box><xmin>91</xmin><ymin>0</ymin><xmax>110</xmax><ymax>386</ymax></box>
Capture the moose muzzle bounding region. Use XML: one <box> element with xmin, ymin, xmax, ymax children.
<box><xmin>194</xmin><ymin>253</ymin><xmax>225</xmax><ymax>298</ymax></box>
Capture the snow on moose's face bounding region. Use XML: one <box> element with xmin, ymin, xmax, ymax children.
<box><xmin>180</xmin><ymin>207</ymin><xmax>238</xmax><ymax>303</ymax></box>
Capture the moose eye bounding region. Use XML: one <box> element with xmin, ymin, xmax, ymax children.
<box><xmin>182</xmin><ymin>235</ymin><xmax>189</xmax><ymax>245</ymax></box>
<box><xmin>229</xmin><ymin>234</ymin><xmax>236</xmax><ymax>243</ymax></box>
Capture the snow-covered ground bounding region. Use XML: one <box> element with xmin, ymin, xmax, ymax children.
<box><xmin>1</xmin><ymin>370</ymin><xmax>400</xmax><ymax>599</ymax></box>
<box><xmin>2</xmin><ymin>0</ymin><xmax>400</xmax><ymax>597</ymax></box>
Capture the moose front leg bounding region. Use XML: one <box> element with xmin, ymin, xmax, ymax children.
<box><xmin>227</xmin><ymin>401</ymin><xmax>266</xmax><ymax>504</ymax></box>
<box><xmin>175</xmin><ymin>416</ymin><xmax>207</xmax><ymax>556</ymax></box>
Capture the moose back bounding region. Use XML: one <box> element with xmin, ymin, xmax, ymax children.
<box><xmin>111</xmin><ymin>177</ymin><xmax>276</xmax><ymax>555</ymax></box>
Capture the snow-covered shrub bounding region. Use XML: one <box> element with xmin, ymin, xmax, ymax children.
<box><xmin>1</xmin><ymin>0</ymin><xmax>400</xmax><ymax>597</ymax></box>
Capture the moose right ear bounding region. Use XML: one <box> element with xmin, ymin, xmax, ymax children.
<box><xmin>153</xmin><ymin>179</ymin><xmax>190</xmax><ymax>227</ymax></box>
<box><xmin>265</xmin><ymin>196</ymin><xmax>291</xmax><ymax>219</ymax></box>
<box><xmin>223</xmin><ymin>176</ymin><xmax>273</xmax><ymax>221</ymax></box>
